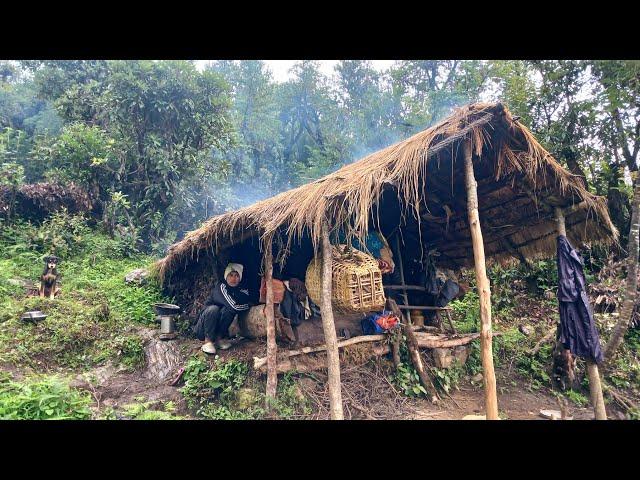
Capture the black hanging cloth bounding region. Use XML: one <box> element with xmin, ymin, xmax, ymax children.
<box><xmin>556</xmin><ymin>235</ymin><xmax>604</xmax><ymax>364</ymax></box>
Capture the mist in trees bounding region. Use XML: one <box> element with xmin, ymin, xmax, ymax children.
<box><xmin>1</xmin><ymin>59</ymin><xmax>638</xmax><ymax>254</ymax></box>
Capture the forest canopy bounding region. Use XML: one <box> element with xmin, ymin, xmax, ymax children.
<box><xmin>1</xmin><ymin>60</ymin><xmax>638</xmax><ymax>253</ymax></box>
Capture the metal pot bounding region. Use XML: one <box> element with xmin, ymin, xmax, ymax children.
<box><xmin>153</xmin><ymin>303</ymin><xmax>181</xmax><ymax>316</ymax></box>
<box><xmin>21</xmin><ymin>311</ymin><xmax>47</xmax><ymax>323</ymax></box>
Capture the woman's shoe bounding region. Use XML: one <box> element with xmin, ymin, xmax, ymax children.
<box><xmin>201</xmin><ymin>341</ymin><xmax>217</xmax><ymax>354</ymax></box>
<box><xmin>216</xmin><ymin>339</ymin><xmax>232</xmax><ymax>350</ymax></box>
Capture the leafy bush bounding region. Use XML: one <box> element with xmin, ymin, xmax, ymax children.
<box><xmin>430</xmin><ymin>364</ymin><xmax>465</xmax><ymax>394</ymax></box>
<box><xmin>394</xmin><ymin>362</ymin><xmax>427</xmax><ymax>397</ymax></box>
<box><xmin>449</xmin><ymin>290</ymin><xmax>480</xmax><ymax>333</ymax></box>
<box><xmin>180</xmin><ymin>355</ymin><xmax>252</xmax><ymax>418</ymax></box>
<box><xmin>31</xmin><ymin>209</ymin><xmax>91</xmax><ymax>258</ymax></box>
<box><xmin>119</xmin><ymin>399</ymin><xmax>185</xmax><ymax>420</ymax></box>
<box><xmin>271</xmin><ymin>372</ymin><xmax>310</xmax><ymax>418</ymax></box>
<box><xmin>0</xmin><ymin>374</ymin><xmax>92</xmax><ymax>419</ymax></box>
<box><xmin>563</xmin><ymin>389</ymin><xmax>589</xmax><ymax>407</ymax></box>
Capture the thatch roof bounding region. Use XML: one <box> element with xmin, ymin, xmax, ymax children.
<box><xmin>0</xmin><ymin>182</ymin><xmax>93</xmax><ymax>222</ymax></box>
<box><xmin>156</xmin><ymin>102</ymin><xmax>617</xmax><ymax>283</ymax></box>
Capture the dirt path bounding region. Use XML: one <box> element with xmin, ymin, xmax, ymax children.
<box><xmin>408</xmin><ymin>374</ymin><xmax>595</xmax><ymax>420</ymax></box>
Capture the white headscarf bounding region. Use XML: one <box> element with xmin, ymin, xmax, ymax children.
<box><xmin>224</xmin><ymin>263</ymin><xmax>244</xmax><ymax>282</ymax></box>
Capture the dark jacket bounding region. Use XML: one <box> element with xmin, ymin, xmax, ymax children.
<box><xmin>205</xmin><ymin>281</ymin><xmax>251</xmax><ymax>312</ymax></box>
<box><xmin>556</xmin><ymin>235</ymin><xmax>604</xmax><ymax>363</ymax></box>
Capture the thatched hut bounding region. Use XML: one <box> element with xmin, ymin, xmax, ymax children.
<box><xmin>156</xmin><ymin>102</ymin><xmax>617</xmax><ymax>419</ymax></box>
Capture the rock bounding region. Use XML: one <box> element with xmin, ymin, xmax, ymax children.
<box><xmin>431</xmin><ymin>346</ymin><xmax>470</xmax><ymax>369</ymax></box>
<box><xmin>519</xmin><ymin>324</ymin><xmax>534</xmax><ymax>336</ymax></box>
<box><xmin>539</xmin><ymin>409</ymin><xmax>573</xmax><ymax>420</ymax></box>
<box><xmin>471</xmin><ymin>373</ymin><xmax>483</xmax><ymax>383</ymax></box>
<box><xmin>452</xmin><ymin>345</ymin><xmax>470</xmax><ymax>365</ymax></box>
<box><xmin>7</xmin><ymin>278</ymin><xmax>27</xmax><ymax>287</ymax></box>
<box><xmin>432</xmin><ymin>348</ymin><xmax>453</xmax><ymax>369</ymax></box>
<box><xmin>125</xmin><ymin>268</ymin><xmax>149</xmax><ymax>285</ymax></box>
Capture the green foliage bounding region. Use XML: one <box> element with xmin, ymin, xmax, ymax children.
<box><xmin>449</xmin><ymin>289</ymin><xmax>480</xmax><ymax>333</ymax></box>
<box><xmin>0</xmin><ymin>160</ymin><xmax>25</xmax><ymax>187</ymax></box>
<box><xmin>525</xmin><ymin>259</ymin><xmax>559</xmax><ymax>294</ymax></box>
<box><xmin>32</xmin><ymin>210</ymin><xmax>91</xmax><ymax>258</ymax></box>
<box><xmin>0</xmin><ymin>373</ymin><xmax>92</xmax><ymax>419</ymax></box>
<box><xmin>270</xmin><ymin>372</ymin><xmax>311</xmax><ymax>418</ymax></box>
<box><xmin>394</xmin><ymin>362</ymin><xmax>427</xmax><ymax>397</ymax></box>
<box><xmin>563</xmin><ymin>389</ymin><xmax>589</xmax><ymax>408</ymax></box>
<box><xmin>28</xmin><ymin>60</ymin><xmax>233</xmax><ymax>245</ymax></box>
<box><xmin>94</xmin><ymin>334</ymin><xmax>145</xmax><ymax>371</ymax></box>
<box><xmin>180</xmin><ymin>355</ymin><xmax>254</xmax><ymax>418</ymax></box>
<box><xmin>430</xmin><ymin>364</ymin><xmax>465</xmax><ymax>395</ymax></box>
<box><xmin>120</xmin><ymin>398</ymin><xmax>185</xmax><ymax>420</ymax></box>
<box><xmin>0</xmin><ymin>220</ymin><xmax>166</xmax><ymax>370</ymax></box>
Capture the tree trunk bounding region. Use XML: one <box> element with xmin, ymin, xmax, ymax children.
<box><xmin>606</xmin><ymin>161</ymin><xmax>631</xmax><ymax>242</ymax></box>
<box><xmin>604</xmin><ymin>171</ymin><xmax>640</xmax><ymax>360</ymax></box>
<box><xmin>463</xmin><ymin>139</ymin><xmax>499</xmax><ymax>420</ymax></box>
<box><xmin>320</xmin><ymin>219</ymin><xmax>344</xmax><ymax>420</ymax></box>
<box><xmin>264</xmin><ymin>237</ymin><xmax>278</xmax><ymax>405</ymax></box>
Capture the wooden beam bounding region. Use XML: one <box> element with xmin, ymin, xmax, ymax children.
<box><xmin>396</xmin><ymin>305</ymin><xmax>452</xmax><ymax>311</ymax></box>
<box><xmin>463</xmin><ymin>138</ymin><xmax>499</xmax><ymax>420</ymax></box>
<box><xmin>263</xmin><ymin>235</ymin><xmax>278</xmax><ymax>406</ymax></box>
<box><xmin>393</xmin><ymin>233</ymin><xmax>410</xmax><ymax>321</ymax></box>
<box><xmin>555</xmin><ymin>207</ymin><xmax>607</xmax><ymax>420</ymax></box>
<box><xmin>320</xmin><ymin>218</ymin><xmax>344</xmax><ymax>420</ymax></box>
<box><xmin>253</xmin><ymin>334</ymin><xmax>386</xmax><ymax>370</ymax></box>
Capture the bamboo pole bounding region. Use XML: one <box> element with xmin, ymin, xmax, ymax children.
<box><xmin>320</xmin><ymin>219</ymin><xmax>344</xmax><ymax>420</ymax></box>
<box><xmin>393</xmin><ymin>234</ymin><xmax>410</xmax><ymax>322</ymax></box>
<box><xmin>555</xmin><ymin>207</ymin><xmax>607</xmax><ymax>420</ymax></box>
<box><xmin>463</xmin><ymin>139</ymin><xmax>499</xmax><ymax>420</ymax></box>
<box><xmin>263</xmin><ymin>236</ymin><xmax>278</xmax><ymax>406</ymax></box>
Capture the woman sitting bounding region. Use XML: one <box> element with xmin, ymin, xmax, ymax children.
<box><xmin>194</xmin><ymin>263</ymin><xmax>251</xmax><ymax>354</ymax></box>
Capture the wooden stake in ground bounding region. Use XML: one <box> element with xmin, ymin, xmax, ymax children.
<box><xmin>463</xmin><ymin>138</ymin><xmax>499</xmax><ymax>420</ymax></box>
<box><xmin>388</xmin><ymin>298</ymin><xmax>439</xmax><ymax>402</ymax></box>
<box><xmin>393</xmin><ymin>234</ymin><xmax>410</xmax><ymax>322</ymax></box>
<box><xmin>320</xmin><ymin>219</ymin><xmax>344</xmax><ymax>420</ymax></box>
<box><xmin>555</xmin><ymin>207</ymin><xmax>607</xmax><ymax>420</ymax></box>
<box><xmin>263</xmin><ymin>236</ymin><xmax>278</xmax><ymax>405</ymax></box>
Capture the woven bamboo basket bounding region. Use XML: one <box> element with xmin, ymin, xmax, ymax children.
<box><xmin>305</xmin><ymin>244</ymin><xmax>386</xmax><ymax>314</ymax></box>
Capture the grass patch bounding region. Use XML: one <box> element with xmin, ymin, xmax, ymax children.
<box><xmin>0</xmin><ymin>216</ymin><xmax>169</xmax><ymax>371</ymax></box>
<box><xmin>0</xmin><ymin>373</ymin><xmax>92</xmax><ymax>420</ymax></box>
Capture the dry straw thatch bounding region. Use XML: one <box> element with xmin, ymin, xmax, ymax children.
<box><xmin>156</xmin><ymin>102</ymin><xmax>617</xmax><ymax>284</ymax></box>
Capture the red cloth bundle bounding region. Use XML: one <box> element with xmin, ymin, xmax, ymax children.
<box><xmin>375</xmin><ymin>313</ymin><xmax>399</xmax><ymax>331</ymax></box>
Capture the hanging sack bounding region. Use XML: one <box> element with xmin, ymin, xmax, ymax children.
<box><xmin>259</xmin><ymin>277</ymin><xmax>286</xmax><ymax>304</ymax></box>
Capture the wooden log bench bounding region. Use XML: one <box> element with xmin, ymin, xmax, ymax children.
<box><xmin>253</xmin><ymin>330</ymin><xmax>483</xmax><ymax>374</ymax></box>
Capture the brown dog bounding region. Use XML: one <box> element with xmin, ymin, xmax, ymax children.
<box><xmin>40</xmin><ymin>255</ymin><xmax>61</xmax><ymax>299</ymax></box>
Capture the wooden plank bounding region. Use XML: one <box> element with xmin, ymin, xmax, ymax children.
<box><xmin>397</xmin><ymin>305</ymin><xmax>452</xmax><ymax>311</ymax></box>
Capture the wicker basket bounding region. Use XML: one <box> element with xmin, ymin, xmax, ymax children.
<box><xmin>305</xmin><ymin>244</ymin><xmax>386</xmax><ymax>314</ymax></box>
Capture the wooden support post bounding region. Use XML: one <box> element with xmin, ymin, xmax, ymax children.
<box><xmin>320</xmin><ymin>219</ymin><xmax>344</xmax><ymax>420</ymax></box>
<box><xmin>463</xmin><ymin>139</ymin><xmax>499</xmax><ymax>420</ymax></box>
<box><xmin>388</xmin><ymin>298</ymin><xmax>439</xmax><ymax>402</ymax></box>
<box><xmin>555</xmin><ymin>207</ymin><xmax>607</xmax><ymax>420</ymax></box>
<box><xmin>263</xmin><ymin>236</ymin><xmax>278</xmax><ymax>406</ymax></box>
<box><xmin>393</xmin><ymin>234</ymin><xmax>410</xmax><ymax>322</ymax></box>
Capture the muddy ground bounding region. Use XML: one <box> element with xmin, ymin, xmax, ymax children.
<box><xmin>65</xmin><ymin>327</ymin><xmax>622</xmax><ymax>420</ymax></box>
